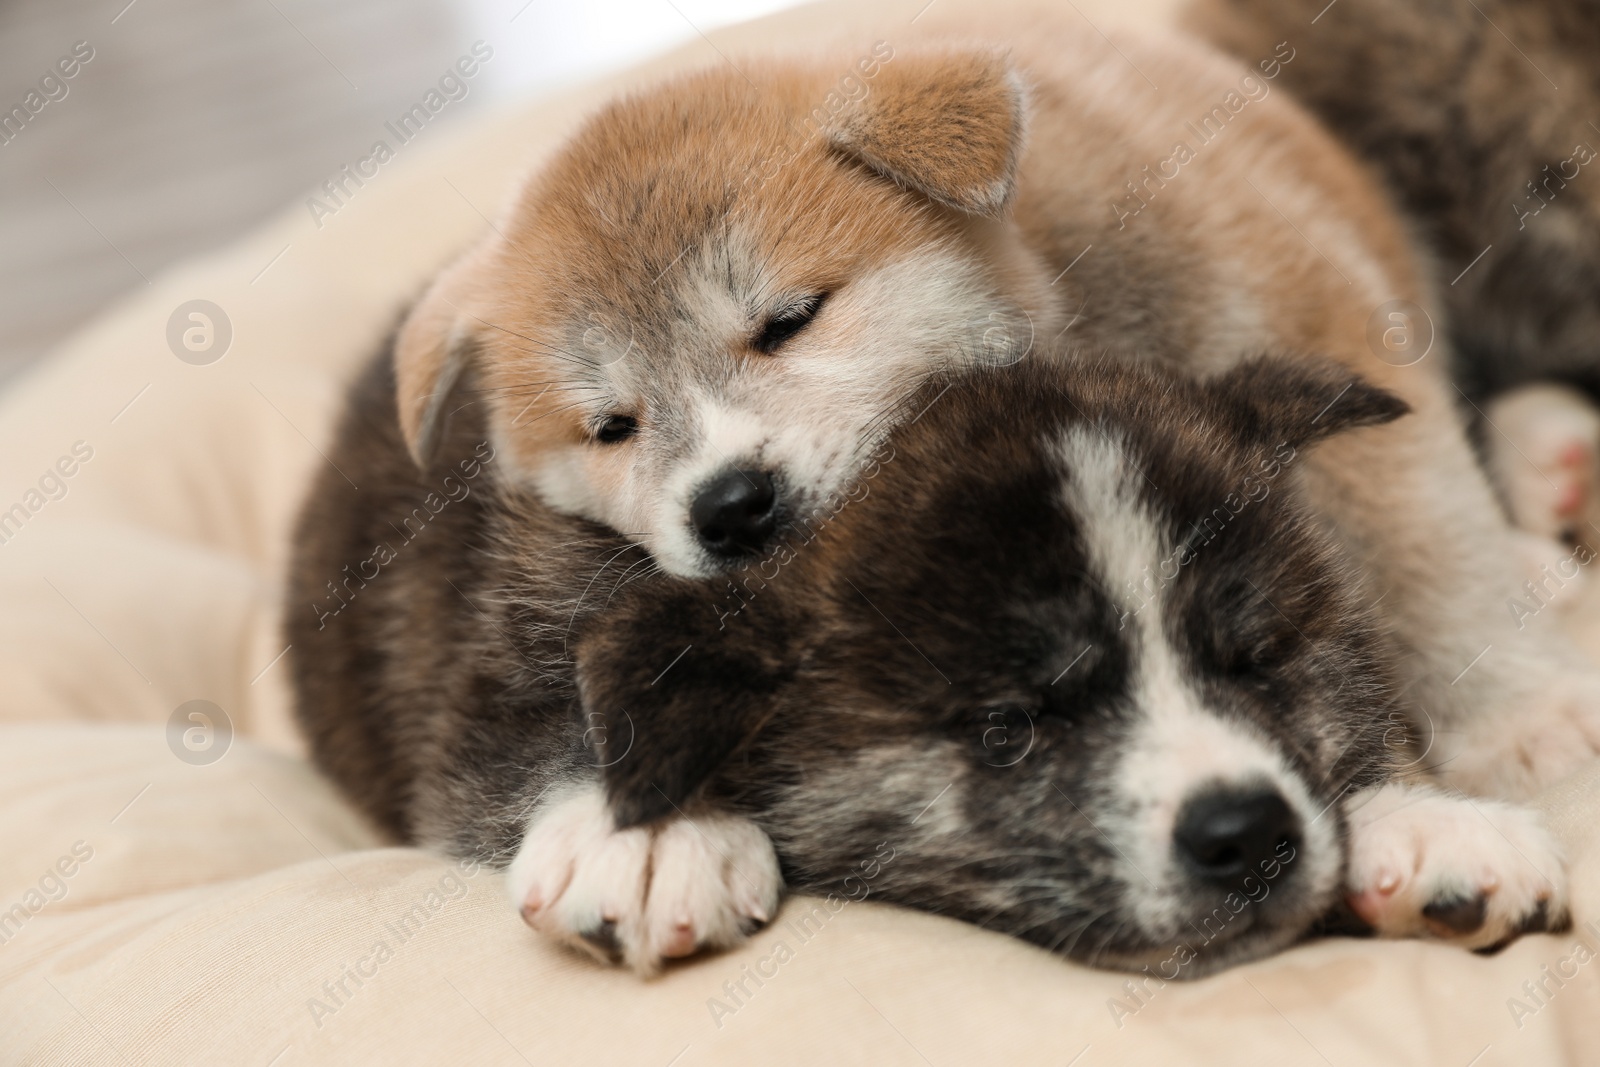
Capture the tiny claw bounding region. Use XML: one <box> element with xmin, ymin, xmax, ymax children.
<box><xmin>1375</xmin><ymin>871</ymin><xmax>1400</xmax><ymax>894</ymax></box>
<box><xmin>1422</xmin><ymin>892</ymin><xmax>1489</xmax><ymax>937</ymax></box>
<box><xmin>519</xmin><ymin>881</ymin><xmax>547</xmax><ymax>923</ymax></box>
<box><xmin>1347</xmin><ymin>889</ymin><xmax>1386</xmax><ymax>927</ymax></box>
<box><xmin>1556</xmin><ymin>483</ymin><xmax>1583</xmax><ymax>516</ymax></box>
<box><xmin>660</xmin><ymin>920</ymin><xmax>698</xmax><ymax>959</ymax></box>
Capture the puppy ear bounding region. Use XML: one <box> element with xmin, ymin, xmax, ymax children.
<box><xmin>394</xmin><ymin>244</ymin><xmax>494</xmax><ymax>470</ymax></box>
<box><xmin>1212</xmin><ymin>355</ymin><xmax>1410</xmax><ymax>449</ymax></box>
<box><xmin>827</xmin><ymin>50</ymin><xmax>1026</xmax><ymax>216</ymax></box>
<box><xmin>576</xmin><ymin>590</ymin><xmax>794</xmax><ymax>828</ymax></box>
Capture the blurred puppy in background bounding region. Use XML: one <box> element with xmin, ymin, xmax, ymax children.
<box><xmin>1189</xmin><ymin>0</ymin><xmax>1600</xmax><ymax>549</ymax></box>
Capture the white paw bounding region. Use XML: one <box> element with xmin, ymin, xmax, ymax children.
<box><xmin>1344</xmin><ymin>783</ymin><xmax>1567</xmax><ymax>951</ymax></box>
<box><xmin>1486</xmin><ymin>383</ymin><xmax>1600</xmax><ymax>546</ymax></box>
<box><xmin>506</xmin><ymin>784</ymin><xmax>782</xmax><ymax>975</ymax></box>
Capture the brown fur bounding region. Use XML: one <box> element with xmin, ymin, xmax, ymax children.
<box><xmin>296</xmin><ymin>340</ymin><xmax>1426</xmax><ymax>971</ymax></box>
<box><xmin>1186</xmin><ymin>0</ymin><xmax>1600</xmax><ymax>402</ymax></box>
<box><xmin>827</xmin><ymin>50</ymin><xmax>1026</xmax><ymax>214</ymax></box>
<box><xmin>289</xmin><ymin>8</ymin><xmax>1600</xmax><ymax>971</ymax></box>
<box><xmin>386</xmin><ymin>13</ymin><xmax>1597</xmax><ymax>797</ymax></box>
<box><xmin>288</xmin><ymin>348</ymin><xmax>640</xmax><ymax>846</ymax></box>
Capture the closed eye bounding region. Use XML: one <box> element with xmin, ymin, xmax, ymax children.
<box><xmin>595</xmin><ymin>414</ymin><xmax>638</xmax><ymax>444</ymax></box>
<box><xmin>1208</xmin><ymin>608</ymin><xmax>1299</xmax><ymax>679</ymax></box>
<box><xmin>753</xmin><ymin>292</ymin><xmax>828</xmax><ymax>353</ymax></box>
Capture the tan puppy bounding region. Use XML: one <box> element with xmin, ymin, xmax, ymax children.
<box><xmin>396</xmin><ymin>41</ymin><xmax>1053</xmax><ymax>576</ymax></box>
<box><xmin>370</xmin><ymin>13</ymin><xmax>1600</xmax><ymax>958</ymax></box>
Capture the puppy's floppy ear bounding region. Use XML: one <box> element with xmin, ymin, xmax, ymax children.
<box><xmin>576</xmin><ymin>588</ymin><xmax>796</xmax><ymax>828</ymax></box>
<box><xmin>394</xmin><ymin>242</ymin><xmax>496</xmax><ymax>470</ymax></box>
<box><xmin>1212</xmin><ymin>355</ymin><xmax>1410</xmax><ymax>449</ymax></box>
<box><xmin>827</xmin><ymin>50</ymin><xmax>1026</xmax><ymax>216</ymax></box>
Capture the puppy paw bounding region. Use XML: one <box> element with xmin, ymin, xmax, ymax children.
<box><xmin>1485</xmin><ymin>383</ymin><xmax>1600</xmax><ymax>547</ymax></box>
<box><xmin>1344</xmin><ymin>783</ymin><xmax>1568</xmax><ymax>952</ymax></box>
<box><xmin>506</xmin><ymin>784</ymin><xmax>781</xmax><ymax>974</ymax></box>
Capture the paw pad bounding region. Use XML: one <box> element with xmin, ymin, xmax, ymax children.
<box><xmin>1344</xmin><ymin>784</ymin><xmax>1569</xmax><ymax>953</ymax></box>
<box><xmin>1421</xmin><ymin>891</ymin><xmax>1487</xmax><ymax>937</ymax></box>
<box><xmin>579</xmin><ymin>919</ymin><xmax>622</xmax><ymax>959</ymax></box>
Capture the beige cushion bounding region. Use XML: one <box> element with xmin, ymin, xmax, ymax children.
<box><xmin>3</xmin><ymin>0</ymin><xmax>1599</xmax><ymax>1062</ymax></box>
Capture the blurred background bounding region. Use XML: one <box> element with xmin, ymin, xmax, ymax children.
<box><xmin>0</xmin><ymin>0</ymin><xmax>805</xmax><ymax>385</ymax></box>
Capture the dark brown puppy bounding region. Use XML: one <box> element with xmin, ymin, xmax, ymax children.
<box><xmin>577</xmin><ymin>354</ymin><xmax>1404</xmax><ymax>976</ymax></box>
<box><xmin>1189</xmin><ymin>0</ymin><xmax>1600</xmax><ymax>403</ymax></box>
<box><xmin>287</xmin><ymin>347</ymin><xmax>643</xmax><ymax>855</ymax></box>
<box><xmin>288</xmin><ymin>344</ymin><xmax>1567</xmax><ymax>976</ymax></box>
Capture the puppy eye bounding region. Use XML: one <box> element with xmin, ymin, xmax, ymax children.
<box><xmin>595</xmin><ymin>415</ymin><xmax>638</xmax><ymax>444</ymax></box>
<box><xmin>975</xmin><ymin>701</ymin><xmax>1038</xmax><ymax>762</ymax></box>
<box><xmin>1200</xmin><ymin>580</ymin><xmax>1298</xmax><ymax>679</ymax></box>
<box><xmin>753</xmin><ymin>293</ymin><xmax>828</xmax><ymax>353</ymax></box>
<box><xmin>1226</xmin><ymin>629</ymin><xmax>1298</xmax><ymax>678</ymax></box>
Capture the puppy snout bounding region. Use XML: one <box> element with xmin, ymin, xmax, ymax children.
<box><xmin>690</xmin><ymin>469</ymin><xmax>777</xmax><ymax>558</ymax></box>
<box><xmin>1174</xmin><ymin>786</ymin><xmax>1300</xmax><ymax>885</ymax></box>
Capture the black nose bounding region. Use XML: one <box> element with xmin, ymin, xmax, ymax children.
<box><xmin>1173</xmin><ymin>786</ymin><xmax>1300</xmax><ymax>884</ymax></box>
<box><xmin>690</xmin><ymin>469</ymin><xmax>777</xmax><ymax>558</ymax></box>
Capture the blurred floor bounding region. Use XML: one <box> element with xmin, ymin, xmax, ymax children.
<box><xmin>0</xmin><ymin>0</ymin><xmax>803</xmax><ymax>387</ymax></box>
<box><xmin>0</xmin><ymin>0</ymin><xmax>470</xmax><ymax>384</ymax></box>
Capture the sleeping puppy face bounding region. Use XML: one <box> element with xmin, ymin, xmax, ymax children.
<box><xmin>578</xmin><ymin>355</ymin><xmax>1409</xmax><ymax>975</ymax></box>
<box><xmin>392</xmin><ymin>50</ymin><xmax>1058</xmax><ymax>579</ymax></box>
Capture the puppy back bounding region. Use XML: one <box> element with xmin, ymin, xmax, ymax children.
<box><xmin>285</xmin><ymin>338</ymin><xmax>505</xmax><ymax>839</ymax></box>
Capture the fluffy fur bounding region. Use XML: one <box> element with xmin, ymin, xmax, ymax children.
<box><xmin>290</xmin><ymin>349</ymin><xmax>1566</xmax><ymax>976</ymax></box>
<box><xmin>1188</xmin><ymin>0</ymin><xmax>1600</xmax><ymax>403</ymax></box>
<box><xmin>1187</xmin><ymin>0</ymin><xmax>1600</xmax><ymax>547</ymax></box>
<box><xmin>290</xmin><ymin>12</ymin><xmax>1596</xmax><ymax>976</ymax></box>
<box><xmin>384</xmin><ymin>10</ymin><xmax>1600</xmax><ymax>804</ymax></box>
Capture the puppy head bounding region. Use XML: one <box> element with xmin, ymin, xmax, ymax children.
<box><xmin>395</xmin><ymin>48</ymin><xmax>1054</xmax><ymax>578</ymax></box>
<box><xmin>580</xmin><ymin>354</ymin><xmax>1409</xmax><ymax>975</ymax></box>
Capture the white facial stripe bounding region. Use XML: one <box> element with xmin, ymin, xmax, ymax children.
<box><xmin>690</xmin><ymin>397</ymin><xmax>768</xmax><ymax>477</ymax></box>
<box><xmin>1056</xmin><ymin>427</ymin><xmax>1338</xmax><ymax>938</ymax></box>
<box><xmin>1056</xmin><ymin>425</ymin><xmax>1162</xmax><ymax>619</ymax></box>
<box><xmin>1117</xmin><ymin>636</ymin><xmax>1338</xmax><ymax>932</ymax></box>
<box><xmin>648</xmin><ymin>392</ymin><xmax>765</xmax><ymax>574</ymax></box>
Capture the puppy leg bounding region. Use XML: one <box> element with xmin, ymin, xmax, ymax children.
<box><xmin>1484</xmin><ymin>383</ymin><xmax>1600</xmax><ymax>550</ymax></box>
<box><xmin>506</xmin><ymin>781</ymin><xmax>781</xmax><ymax>975</ymax></box>
<box><xmin>1507</xmin><ymin>529</ymin><xmax>1589</xmax><ymax>613</ymax></box>
<box><xmin>1344</xmin><ymin>782</ymin><xmax>1567</xmax><ymax>951</ymax></box>
<box><xmin>1305</xmin><ymin>374</ymin><xmax>1600</xmax><ymax>799</ymax></box>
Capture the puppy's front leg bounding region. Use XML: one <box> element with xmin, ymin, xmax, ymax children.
<box><xmin>519</xmin><ymin>568</ymin><xmax>803</xmax><ymax>974</ymax></box>
<box><xmin>1304</xmin><ymin>370</ymin><xmax>1600</xmax><ymax>799</ymax></box>
<box><xmin>506</xmin><ymin>779</ymin><xmax>781</xmax><ymax>975</ymax></box>
<box><xmin>1343</xmin><ymin>782</ymin><xmax>1567</xmax><ymax>951</ymax></box>
<box><xmin>1484</xmin><ymin>383</ymin><xmax>1600</xmax><ymax>551</ymax></box>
